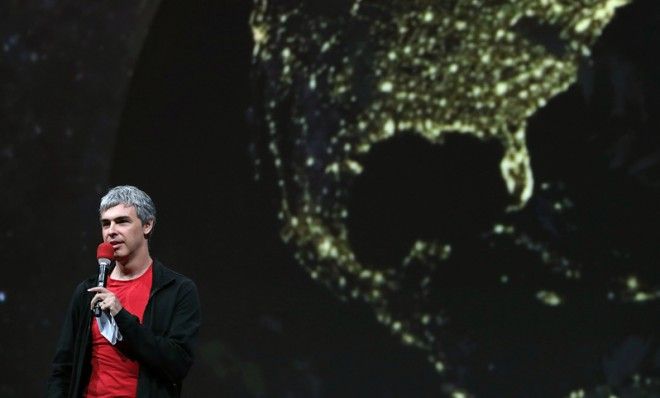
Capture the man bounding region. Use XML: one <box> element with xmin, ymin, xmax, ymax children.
<box><xmin>47</xmin><ymin>185</ymin><xmax>201</xmax><ymax>397</ymax></box>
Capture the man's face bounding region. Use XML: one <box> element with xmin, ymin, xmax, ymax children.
<box><xmin>100</xmin><ymin>204</ymin><xmax>152</xmax><ymax>260</ymax></box>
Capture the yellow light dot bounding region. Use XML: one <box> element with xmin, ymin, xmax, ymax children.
<box><xmin>435</xmin><ymin>361</ymin><xmax>445</xmax><ymax>372</ymax></box>
<box><xmin>495</xmin><ymin>82</ymin><xmax>508</xmax><ymax>95</ymax></box>
<box><xmin>380</xmin><ymin>81</ymin><xmax>393</xmax><ymax>92</ymax></box>
<box><xmin>384</xmin><ymin>119</ymin><xmax>395</xmax><ymax>136</ymax></box>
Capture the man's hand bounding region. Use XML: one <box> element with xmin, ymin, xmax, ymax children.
<box><xmin>88</xmin><ymin>287</ymin><xmax>123</xmax><ymax>316</ymax></box>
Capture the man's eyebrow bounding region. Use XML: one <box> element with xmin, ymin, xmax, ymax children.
<box><xmin>100</xmin><ymin>216</ymin><xmax>132</xmax><ymax>223</ymax></box>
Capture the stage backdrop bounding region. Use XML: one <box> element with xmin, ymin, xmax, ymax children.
<box><xmin>0</xmin><ymin>0</ymin><xmax>658</xmax><ymax>397</ymax></box>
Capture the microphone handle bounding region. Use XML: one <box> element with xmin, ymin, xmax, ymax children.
<box><xmin>93</xmin><ymin>303</ymin><xmax>102</xmax><ymax>317</ymax></box>
<box><xmin>93</xmin><ymin>263</ymin><xmax>108</xmax><ymax>317</ymax></box>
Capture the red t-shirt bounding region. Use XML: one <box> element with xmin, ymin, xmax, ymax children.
<box><xmin>85</xmin><ymin>264</ymin><xmax>153</xmax><ymax>398</ymax></box>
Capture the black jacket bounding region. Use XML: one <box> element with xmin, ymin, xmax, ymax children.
<box><xmin>47</xmin><ymin>260</ymin><xmax>201</xmax><ymax>397</ymax></box>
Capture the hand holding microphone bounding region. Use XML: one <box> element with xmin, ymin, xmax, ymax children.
<box><xmin>92</xmin><ymin>242</ymin><xmax>114</xmax><ymax>317</ymax></box>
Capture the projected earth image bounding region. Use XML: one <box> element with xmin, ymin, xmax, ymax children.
<box><xmin>249</xmin><ymin>0</ymin><xmax>659</xmax><ymax>395</ymax></box>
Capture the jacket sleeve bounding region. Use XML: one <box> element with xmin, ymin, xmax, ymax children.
<box><xmin>46</xmin><ymin>283</ymin><xmax>85</xmax><ymax>397</ymax></box>
<box><xmin>114</xmin><ymin>279</ymin><xmax>201</xmax><ymax>383</ymax></box>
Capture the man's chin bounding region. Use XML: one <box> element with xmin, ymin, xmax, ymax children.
<box><xmin>113</xmin><ymin>253</ymin><xmax>129</xmax><ymax>263</ymax></box>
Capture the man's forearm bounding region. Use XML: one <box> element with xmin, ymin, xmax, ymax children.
<box><xmin>113</xmin><ymin>282</ymin><xmax>201</xmax><ymax>382</ymax></box>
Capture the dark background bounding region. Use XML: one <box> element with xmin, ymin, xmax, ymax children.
<box><xmin>1</xmin><ymin>0</ymin><xmax>658</xmax><ymax>396</ymax></box>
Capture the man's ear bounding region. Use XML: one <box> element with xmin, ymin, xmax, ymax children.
<box><xmin>143</xmin><ymin>219</ymin><xmax>155</xmax><ymax>237</ymax></box>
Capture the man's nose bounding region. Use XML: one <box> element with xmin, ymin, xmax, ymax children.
<box><xmin>106</xmin><ymin>222</ymin><xmax>118</xmax><ymax>236</ymax></box>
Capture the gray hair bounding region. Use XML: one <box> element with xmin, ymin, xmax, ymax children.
<box><xmin>99</xmin><ymin>186</ymin><xmax>156</xmax><ymax>234</ymax></box>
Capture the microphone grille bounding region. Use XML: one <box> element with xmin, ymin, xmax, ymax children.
<box><xmin>96</xmin><ymin>242</ymin><xmax>115</xmax><ymax>260</ymax></box>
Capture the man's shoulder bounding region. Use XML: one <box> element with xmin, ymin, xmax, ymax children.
<box><xmin>61</xmin><ymin>277</ymin><xmax>95</xmax><ymax>310</ymax></box>
<box><xmin>153</xmin><ymin>259</ymin><xmax>197</xmax><ymax>287</ymax></box>
<box><xmin>73</xmin><ymin>275</ymin><xmax>96</xmax><ymax>292</ymax></box>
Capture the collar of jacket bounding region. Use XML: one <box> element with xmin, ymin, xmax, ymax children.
<box><xmin>150</xmin><ymin>259</ymin><xmax>177</xmax><ymax>296</ymax></box>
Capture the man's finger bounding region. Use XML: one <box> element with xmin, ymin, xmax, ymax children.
<box><xmin>87</xmin><ymin>287</ymin><xmax>109</xmax><ymax>293</ymax></box>
<box><xmin>89</xmin><ymin>293</ymin><xmax>105</xmax><ymax>308</ymax></box>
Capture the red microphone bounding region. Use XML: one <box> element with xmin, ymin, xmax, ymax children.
<box><xmin>93</xmin><ymin>242</ymin><xmax>115</xmax><ymax>317</ymax></box>
<box><xmin>97</xmin><ymin>242</ymin><xmax>114</xmax><ymax>265</ymax></box>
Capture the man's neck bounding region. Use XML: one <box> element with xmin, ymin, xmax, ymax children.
<box><xmin>112</xmin><ymin>251</ymin><xmax>152</xmax><ymax>280</ymax></box>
